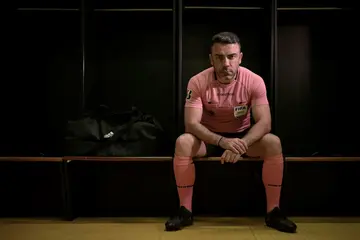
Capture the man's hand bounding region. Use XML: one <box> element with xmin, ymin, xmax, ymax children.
<box><xmin>221</xmin><ymin>150</ymin><xmax>243</xmax><ymax>164</ymax></box>
<box><xmin>219</xmin><ymin>137</ymin><xmax>248</xmax><ymax>155</ymax></box>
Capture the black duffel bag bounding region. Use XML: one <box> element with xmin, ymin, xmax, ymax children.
<box><xmin>64</xmin><ymin>105</ymin><xmax>169</xmax><ymax>156</ymax></box>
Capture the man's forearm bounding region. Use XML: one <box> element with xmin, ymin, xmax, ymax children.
<box><xmin>186</xmin><ymin>123</ymin><xmax>222</xmax><ymax>146</ymax></box>
<box><xmin>242</xmin><ymin>120</ymin><xmax>271</xmax><ymax>146</ymax></box>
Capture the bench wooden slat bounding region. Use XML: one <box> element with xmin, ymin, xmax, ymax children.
<box><xmin>0</xmin><ymin>157</ymin><xmax>62</xmax><ymax>162</ymax></box>
<box><xmin>63</xmin><ymin>156</ymin><xmax>259</xmax><ymax>162</ymax></box>
<box><xmin>62</xmin><ymin>156</ymin><xmax>360</xmax><ymax>162</ymax></box>
<box><xmin>63</xmin><ymin>156</ymin><xmax>173</xmax><ymax>161</ymax></box>
<box><xmin>1</xmin><ymin>156</ymin><xmax>359</xmax><ymax>163</ymax></box>
<box><xmin>200</xmin><ymin>157</ymin><xmax>360</xmax><ymax>162</ymax></box>
<box><xmin>286</xmin><ymin>157</ymin><xmax>360</xmax><ymax>162</ymax></box>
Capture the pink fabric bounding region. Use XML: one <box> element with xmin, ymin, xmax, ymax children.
<box><xmin>262</xmin><ymin>154</ymin><xmax>284</xmax><ymax>212</ymax></box>
<box><xmin>173</xmin><ymin>155</ymin><xmax>195</xmax><ymax>211</ymax></box>
<box><xmin>185</xmin><ymin>66</ymin><xmax>269</xmax><ymax>133</ymax></box>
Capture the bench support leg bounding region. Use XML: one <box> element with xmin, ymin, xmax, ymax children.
<box><xmin>60</xmin><ymin>159</ymin><xmax>74</xmax><ymax>221</ymax></box>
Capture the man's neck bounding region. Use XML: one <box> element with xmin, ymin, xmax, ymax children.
<box><xmin>216</xmin><ymin>74</ymin><xmax>236</xmax><ymax>84</ymax></box>
<box><xmin>218</xmin><ymin>78</ymin><xmax>233</xmax><ymax>84</ymax></box>
<box><xmin>214</xmin><ymin>69</ymin><xmax>238</xmax><ymax>84</ymax></box>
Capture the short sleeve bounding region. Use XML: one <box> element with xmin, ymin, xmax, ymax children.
<box><xmin>251</xmin><ymin>75</ymin><xmax>269</xmax><ymax>106</ymax></box>
<box><xmin>184</xmin><ymin>77</ymin><xmax>203</xmax><ymax>108</ymax></box>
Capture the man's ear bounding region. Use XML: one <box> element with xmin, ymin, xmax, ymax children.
<box><xmin>209</xmin><ymin>54</ymin><xmax>213</xmax><ymax>66</ymax></box>
<box><xmin>239</xmin><ymin>52</ymin><xmax>243</xmax><ymax>64</ymax></box>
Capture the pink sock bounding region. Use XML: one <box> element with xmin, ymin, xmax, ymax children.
<box><xmin>262</xmin><ymin>154</ymin><xmax>284</xmax><ymax>213</ymax></box>
<box><xmin>173</xmin><ymin>155</ymin><xmax>195</xmax><ymax>212</ymax></box>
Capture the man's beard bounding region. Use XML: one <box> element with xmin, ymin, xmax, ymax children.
<box><xmin>219</xmin><ymin>69</ymin><xmax>235</xmax><ymax>80</ymax></box>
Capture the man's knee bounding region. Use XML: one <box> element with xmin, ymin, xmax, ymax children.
<box><xmin>261</xmin><ymin>133</ymin><xmax>282</xmax><ymax>153</ymax></box>
<box><xmin>175</xmin><ymin>133</ymin><xmax>201</xmax><ymax>156</ymax></box>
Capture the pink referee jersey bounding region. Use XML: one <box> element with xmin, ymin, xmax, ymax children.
<box><xmin>185</xmin><ymin>66</ymin><xmax>269</xmax><ymax>133</ymax></box>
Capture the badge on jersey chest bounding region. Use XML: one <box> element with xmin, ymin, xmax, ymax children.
<box><xmin>234</xmin><ymin>105</ymin><xmax>248</xmax><ymax>118</ymax></box>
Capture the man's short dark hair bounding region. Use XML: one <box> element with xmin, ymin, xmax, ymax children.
<box><xmin>210</xmin><ymin>32</ymin><xmax>241</xmax><ymax>52</ymax></box>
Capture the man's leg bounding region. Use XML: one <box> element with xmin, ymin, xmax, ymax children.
<box><xmin>246</xmin><ymin>133</ymin><xmax>297</xmax><ymax>233</ymax></box>
<box><xmin>165</xmin><ymin>133</ymin><xmax>206</xmax><ymax>231</ymax></box>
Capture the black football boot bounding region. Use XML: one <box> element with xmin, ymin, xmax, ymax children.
<box><xmin>165</xmin><ymin>206</ymin><xmax>193</xmax><ymax>231</ymax></box>
<box><xmin>265</xmin><ymin>207</ymin><xmax>297</xmax><ymax>233</ymax></box>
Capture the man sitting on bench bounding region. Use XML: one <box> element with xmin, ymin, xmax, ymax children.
<box><xmin>165</xmin><ymin>32</ymin><xmax>297</xmax><ymax>233</ymax></box>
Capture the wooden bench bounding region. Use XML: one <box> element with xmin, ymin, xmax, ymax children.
<box><xmin>0</xmin><ymin>157</ymin><xmax>62</xmax><ymax>162</ymax></box>
<box><xmin>62</xmin><ymin>156</ymin><xmax>360</xmax><ymax>162</ymax></box>
<box><xmin>2</xmin><ymin>156</ymin><xmax>360</xmax><ymax>163</ymax></box>
<box><xmin>61</xmin><ymin>155</ymin><xmax>360</xmax><ymax>220</ymax></box>
<box><xmin>285</xmin><ymin>157</ymin><xmax>360</xmax><ymax>162</ymax></box>
<box><xmin>1</xmin><ymin>156</ymin><xmax>360</xmax><ymax>220</ymax></box>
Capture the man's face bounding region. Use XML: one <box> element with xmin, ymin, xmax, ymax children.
<box><xmin>209</xmin><ymin>43</ymin><xmax>242</xmax><ymax>82</ymax></box>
